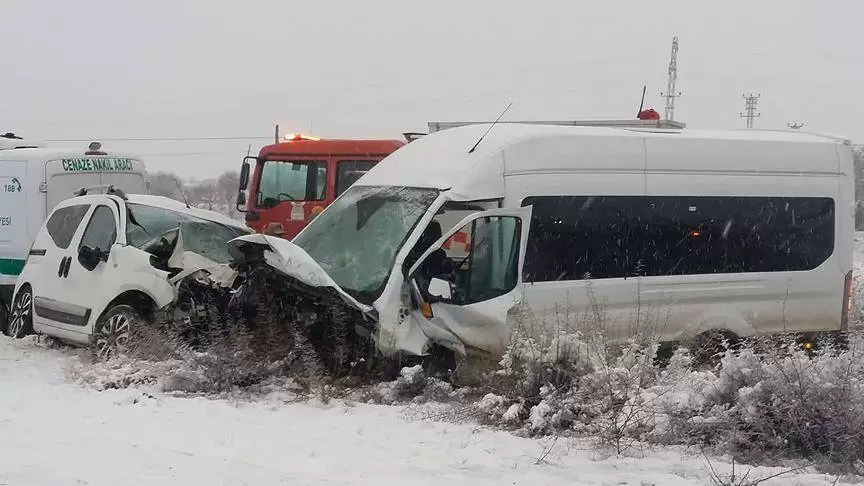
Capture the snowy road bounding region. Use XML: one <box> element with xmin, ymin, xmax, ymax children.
<box><xmin>0</xmin><ymin>337</ymin><xmax>853</xmax><ymax>485</ymax></box>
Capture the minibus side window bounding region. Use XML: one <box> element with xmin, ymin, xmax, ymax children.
<box><xmin>521</xmin><ymin>195</ymin><xmax>835</xmax><ymax>281</ymax></box>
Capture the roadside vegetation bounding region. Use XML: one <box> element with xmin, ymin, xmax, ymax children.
<box><xmin>57</xmin><ymin>266</ymin><xmax>864</xmax><ymax>479</ymax></box>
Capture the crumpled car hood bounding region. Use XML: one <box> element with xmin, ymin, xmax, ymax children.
<box><xmin>166</xmin><ymin>227</ymin><xmax>239</xmax><ymax>288</ymax></box>
<box><xmin>227</xmin><ymin>234</ymin><xmax>373</xmax><ymax>314</ymax></box>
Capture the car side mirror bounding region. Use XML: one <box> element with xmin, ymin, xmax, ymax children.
<box><xmin>77</xmin><ymin>245</ymin><xmax>106</xmax><ymax>271</ymax></box>
<box><xmin>427</xmin><ymin>277</ymin><xmax>452</xmax><ymax>301</ymax></box>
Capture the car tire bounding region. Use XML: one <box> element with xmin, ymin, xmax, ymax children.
<box><xmin>5</xmin><ymin>285</ymin><xmax>33</xmax><ymax>339</ymax></box>
<box><xmin>93</xmin><ymin>304</ymin><xmax>141</xmax><ymax>361</ymax></box>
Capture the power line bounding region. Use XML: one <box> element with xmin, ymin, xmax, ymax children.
<box><xmin>44</xmin><ymin>136</ymin><xmax>273</xmax><ymax>143</ymax></box>
<box><xmin>740</xmin><ymin>93</ymin><xmax>761</xmax><ymax>129</ymax></box>
<box><xmin>661</xmin><ymin>36</ymin><xmax>681</xmax><ymax>121</ymax></box>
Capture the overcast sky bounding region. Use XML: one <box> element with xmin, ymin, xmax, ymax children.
<box><xmin>4</xmin><ymin>0</ymin><xmax>862</xmax><ymax>179</ymax></box>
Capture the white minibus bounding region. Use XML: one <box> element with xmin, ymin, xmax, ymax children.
<box><xmin>232</xmin><ymin>123</ymin><xmax>855</xmax><ymax>361</ymax></box>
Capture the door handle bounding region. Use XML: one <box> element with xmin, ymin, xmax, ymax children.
<box><xmin>57</xmin><ymin>256</ymin><xmax>72</xmax><ymax>278</ymax></box>
<box><xmin>62</xmin><ymin>256</ymin><xmax>72</xmax><ymax>278</ymax></box>
<box><xmin>57</xmin><ymin>257</ymin><xmax>68</xmax><ymax>278</ymax></box>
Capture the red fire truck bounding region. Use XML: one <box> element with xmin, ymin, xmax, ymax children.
<box><xmin>236</xmin><ymin>134</ymin><xmax>405</xmax><ymax>239</ymax></box>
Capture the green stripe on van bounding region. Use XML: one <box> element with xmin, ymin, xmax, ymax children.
<box><xmin>0</xmin><ymin>258</ymin><xmax>25</xmax><ymax>276</ymax></box>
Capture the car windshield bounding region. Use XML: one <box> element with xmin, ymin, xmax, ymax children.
<box><xmin>293</xmin><ymin>185</ymin><xmax>439</xmax><ymax>302</ymax></box>
<box><xmin>126</xmin><ymin>203</ymin><xmax>247</xmax><ymax>263</ymax></box>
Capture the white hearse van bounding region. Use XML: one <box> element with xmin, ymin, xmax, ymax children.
<box><xmin>0</xmin><ymin>134</ymin><xmax>149</xmax><ymax>322</ymax></box>
<box><xmin>230</xmin><ymin>123</ymin><xmax>855</xmax><ymax>361</ymax></box>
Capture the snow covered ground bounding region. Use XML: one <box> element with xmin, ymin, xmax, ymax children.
<box><xmin>5</xmin><ymin>237</ymin><xmax>864</xmax><ymax>485</ymax></box>
<box><xmin>0</xmin><ymin>337</ymin><xmax>854</xmax><ymax>485</ymax></box>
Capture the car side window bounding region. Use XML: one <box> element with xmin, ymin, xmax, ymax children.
<box><xmin>45</xmin><ymin>205</ymin><xmax>90</xmax><ymax>249</ymax></box>
<box><xmin>78</xmin><ymin>206</ymin><xmax>117</xmax><ymax>252</ymax></box>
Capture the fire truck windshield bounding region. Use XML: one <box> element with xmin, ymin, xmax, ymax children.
<box><xmin>256</xmin><ymin>160</ymin><xmax>327</xmax><ymax>208</ymax></box>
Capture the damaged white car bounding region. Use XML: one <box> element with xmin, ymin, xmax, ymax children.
<box><xmin>5</xmin><ymin>188</ymin><xmax>250</xmax><ymax>358</ymax></box>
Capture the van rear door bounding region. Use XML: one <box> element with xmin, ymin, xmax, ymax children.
<box><xmin>45</xmin><ymin>158</ymin><xmax>148</xmax><ymax>212</ymax></box>
<box><xmin>98</xmin><ymin>158</ymin><xmax>147</xmax><ymax>194</ymax></box>
<box><xmin>45</xmin><ymin>159</ymin><xmax>100</xmax><ymax>214</ymax></box>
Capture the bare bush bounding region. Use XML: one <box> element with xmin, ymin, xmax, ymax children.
<box><xmin>467</xmin><ymin>296</ymin><xmax>864</xmax><ymax>471</ymax></box>
<box><xmin>477</xmin><ymin>299</ymin><xmax>667</xmax><ymax>454</ymax></box>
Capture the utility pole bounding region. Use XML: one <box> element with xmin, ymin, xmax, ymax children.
<box><xmin>740</xmin><ymin>94</ymin><xmax>761</xmax><ymax>129</ymax></box>
<box><xmin>787</xmin><ymin>121</ymin><xmax>805</xmax><ymax>130</ymax></box>
<box><xmin>661</xmin><ymin>36</ymin><xmax>681</xmax><ymax>121</ymax></box>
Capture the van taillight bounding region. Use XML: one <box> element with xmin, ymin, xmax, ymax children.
<box><xmin>841</xmin><ymin>270</ymin><xmax>854</xmax><ymax>331</ymax></box>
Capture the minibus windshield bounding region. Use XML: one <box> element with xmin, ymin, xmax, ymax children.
<box><xmin>293</xmin><ymin>185</ymin><xmax>439</xmax><ymax>302</ymax></box>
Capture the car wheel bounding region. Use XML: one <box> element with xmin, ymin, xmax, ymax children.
<box><xmin>5</xmin><ymin>286</ymin><xmax>33</xmax><ymax>338</ymax></box>
<box><xmin>93</xmin><ymin>305</ymin><xmax>140</xmax><ymax>361</ymax></box>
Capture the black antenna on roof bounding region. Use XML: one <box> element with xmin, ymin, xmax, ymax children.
<box><xmin>468</xmin><ymin>102</ymin><xmax>513</xmax><ymax>154</ymax></box>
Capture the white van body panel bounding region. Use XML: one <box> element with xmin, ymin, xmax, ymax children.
<box><xmin>262</xmin><ymin>124</ymin><xmax>854</xmax><ymax>358</ymax></box>
<box><xmin>0</xmin><ymin>159</ymin><xmax>30</xmax><ymax>290</ymax></box>
<box><xmin>637</xmin><ymin>135</ymin><xmax>848</xmax><ymax>340</ymax></box>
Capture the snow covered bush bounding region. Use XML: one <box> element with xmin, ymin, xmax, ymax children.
<box><xmin>362</xmin><ymin>365</ymin><xmax>457</xmax><ymax>405</ymax></box>
<box><xmin>473</xmin><ymin>299</ymin><xmax>864</xmax><ymax>469</ymax></box>
<box><xmin>495</xmin><ymin>303</ymin><xmax>593</xmax><ymax>402</ymax></box>
<box><xmin>479</xmin><ymin>303</ymin><xmax>665</xmax><ymax>451</ymax></box>
<box><xmin>626</xmin><ymin>335</ymin><xmax>864</xmax><ymax>470</ymax></box>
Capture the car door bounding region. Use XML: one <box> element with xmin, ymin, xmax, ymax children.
<box><xmin>52</xmin><ymin>202</ymin><xmax>121</xmax><ymax>334</ymax></box>
<box><xmin>29</xmin><ymin>202</ymin><xmax>92</xmax><ymax>334</ymax></box>
<box><xmin>405</xmin><ymin>207</ymin><xmax>532</xmax><ymax>357</ymax></box>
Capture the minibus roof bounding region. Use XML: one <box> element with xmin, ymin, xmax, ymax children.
<box><xmin>357</xmin><ymin>124</ymin><xmax>849</xmax><ymax>201</ymax></box>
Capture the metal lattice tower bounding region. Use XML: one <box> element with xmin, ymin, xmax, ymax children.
<box><xmin>741</xmin><ymin>94</ymin><xmax>761</xmax><ymax>128</ymax></box>
<box><xmin>661</xmin><ymin>36</ymin><xmax>681</xmax><ymax>121</ymax></box>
